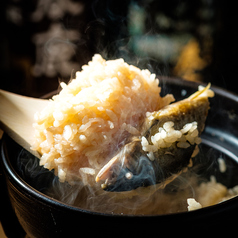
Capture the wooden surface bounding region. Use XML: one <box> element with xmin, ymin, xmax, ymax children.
<box><xmin>0</xmin><ymin>89</ymin><xmax>49</xmax><ymax>158</ymax></box>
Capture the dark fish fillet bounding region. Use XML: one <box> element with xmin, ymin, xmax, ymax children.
<box><xmin>96</xmin><ymin>84</ymin><xmax>214</xmax><ymax>191</ymax></box>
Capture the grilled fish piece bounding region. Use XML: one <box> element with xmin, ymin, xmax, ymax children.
<box><xmin>96</xmin><ymin>84</ymin><xmax>214</xmax><ymax>191</ymax></box>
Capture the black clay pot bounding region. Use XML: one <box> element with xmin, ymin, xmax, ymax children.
<box><xmin>1</xmin><ymin>78</ymin><xmax>238</xmax><ymax>237</ymax></box>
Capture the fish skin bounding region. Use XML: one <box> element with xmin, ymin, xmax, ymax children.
<box><xmin>101</xmin><ymin>140</ymin><xmax>196</xmax><ymax>192</ymax></box>
<box><xmin>96</xmin><ymin>85</ymin><xmax>214</xmax><ymax>192</ymax></box>
<box><xmin>143</xmin><ymin>87</ymin><xmax>210</xmax><ymax>137</ymax></box>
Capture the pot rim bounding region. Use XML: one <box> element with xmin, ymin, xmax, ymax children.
<box><xmin>1</xmin><ymin>77</ymin><xmax>238</xmax><ymax>219</ymax></box>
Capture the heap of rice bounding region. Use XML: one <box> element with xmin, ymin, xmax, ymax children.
<box><xmin>32</xmin><ymin>54</ymin><xmax>174</xmax><ymax>183</ymax></box>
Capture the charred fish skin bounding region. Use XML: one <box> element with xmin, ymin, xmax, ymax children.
<box><xmin>142</xmin><ymin>93</ymin><xmax>210</xmax><ymax>177</ymax></box>
<box><xmin>96</xmin><ymin>85</ymin><xmax>214</xmax><ymax>192</ymax></box>
<box><xmin>143</xmin><ymin>95</ymin><xmax>209</xmax><ymax>139</ymax></box>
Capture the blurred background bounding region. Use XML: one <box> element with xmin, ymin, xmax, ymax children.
<box><xmin>0</xmin><ymin>0</ymin><xmax>237</xmax><ymax>97</ymax></box>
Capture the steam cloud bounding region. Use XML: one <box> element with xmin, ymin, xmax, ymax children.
<box><xmin>17</xmin><ymin>144</ymin><xmax>217</xmax><ymax>215</ymax></box>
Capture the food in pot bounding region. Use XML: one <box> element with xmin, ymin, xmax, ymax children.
<box><xmin>26</xmin><ymin>60</ymin><xmax>238</xmax><ymax>213</ymax></box>
<box><xmin>31</xmin><ymin>54</ymin><xmax>213</xmax><ymax>193</ymax></box>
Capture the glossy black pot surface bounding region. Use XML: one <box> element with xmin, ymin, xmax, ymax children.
<box><xmin>1</xmin><ymin>78</ymin><xmax>238</xmax><ymax>237</ymax></box>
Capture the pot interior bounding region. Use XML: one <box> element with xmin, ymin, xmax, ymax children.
<box><xmin>2</xmin><ymin>77</ymin><xmax>238</xmax><ymax>215</ymax></box>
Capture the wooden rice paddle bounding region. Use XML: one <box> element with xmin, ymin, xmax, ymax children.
<box><xmin>0</xmin><ymin>86</ymin><xmax>213</xmax><ymax>192</ymax></box>
<box><xmin>0</xmin><ymin>89</ymin><xmax>49</xmax><ymax>158</ymax></box>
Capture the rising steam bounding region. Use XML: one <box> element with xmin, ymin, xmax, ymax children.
<box><xmin>17</xmin><ymin>145</ymin><xmax>212</xmax><ymax>215</ymax></box>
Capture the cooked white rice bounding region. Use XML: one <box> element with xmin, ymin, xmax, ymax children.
<box><xmin>187</xmin><ymin>175</ymin><xmax>238</xmax><ymax>212</ymax></box>
<box><xmin>187</xmin><ymin>198</ymin><xmax>202</xmax><ymax>211</ymax></box>
<box><xmin>141</xmin><ymin>121</ymin><xmax>202</xmax><ymax>153</ymax></box>
<box><xmin>31</xmin><ymin>54</ymin><xmax>174</xmax><ymax>183</ymax></box>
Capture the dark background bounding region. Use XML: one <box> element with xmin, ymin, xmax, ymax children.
<box><xmin>0</xmin><ymin>0</ymin><xmax>237</xmax><ymax>97</ymax></box>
